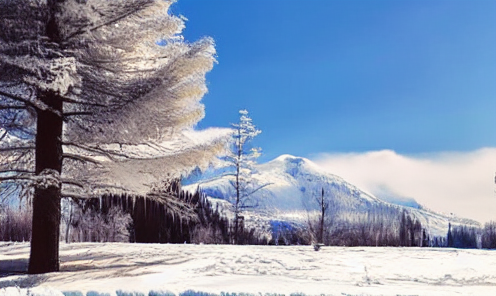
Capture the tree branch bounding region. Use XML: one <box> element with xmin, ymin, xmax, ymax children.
<box><xmin>0</xmin><ymin>81</ymin><xmax>23</xmax><ymax>88</ymax></box>
<box><xmin>63</xmin><ymin>111</ymin><xmax>94</xmax><ymax>117</ymax></box>
<box><xmin>0</xmin><ymin>129</ymin><xmax>7</xmax><ymax>142</ymax></box>
<box><xmin>62</xmin><ymin>141</ymin><xmax>129</xmax><ymax>160</ymax></box>
<box><xmin>64</xmin><ymin>2</ymin><xmax>154</xmax><ymax>41</ymax></box>
<box><xmin>90</xmin><ymin>55</ymin><xmax>170</xmax><ymax>65</ymax></box>
<box><xmin>61</xmin><ymin>179</ymin><xmax>86</xmax><ymax>189</ymax></box>
<box><xmin>0</xmin><ymin>175</ymin><xmax>34</xmax><ymax>182</ymax></box>
<box><xmin>61</xmin><ymin>192</ymin><xmax>93</xmax><ymax>200</ymax></box>
<box><xmin>0</xmin><ymin>90</ymin><xmax>32</xmax><ymax>107</ymax></box>
<box><xmin>0</xmin><ymin>146</ymin><xmax>35</xmax><ymax>152</ymax></box>
<box><xmin>62</xmin><ymin>96</ymin><xmax>108</xmax><ymax>107</ymax></box>
<box><xmin>0</xmin><ymin>105</ymin><xmax>26</xmax><ymax>110</ymax></box>
<box><xmin>62</xmin><ymin>153</ymin><xmax>101</xmax><ymax>165</ymax></box>
<box><xmin>0</xmin><ymin>169</ymin><xmax>34</xmax><ymax>174</ymax></box>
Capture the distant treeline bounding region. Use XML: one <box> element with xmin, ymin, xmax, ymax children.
<box><xmin>1</xmin><ymin>184</ymin><xmax>496</xmax><ymax>249</ymax></box>
<box><xmin>271</xmin><ymin>206</ymin><xmax>430</xmax><ymax>247</ymax></box>
<box><xmin>267</xmin><ymin>205</ymin><xmax>495</xmax><ymax>249</ymax></box>
<box><xmin>447</xmin><ymin>222</ymin><xmax>496</xmax><ymax>249</ymax></box>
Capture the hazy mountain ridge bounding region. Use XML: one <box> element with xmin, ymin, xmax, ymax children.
<box><xmin>183</xmin><ymin>154</ymin><xmax>480</xmax><ymax>237</ymax></box>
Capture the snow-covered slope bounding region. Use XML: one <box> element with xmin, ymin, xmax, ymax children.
<box><xmin>184</xmin><ymin>154</ymin><xmax>479</xmax><ymax>237</ymax></box>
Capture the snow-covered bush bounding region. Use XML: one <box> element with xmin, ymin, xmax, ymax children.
<box><xmin>191</xmin><ymin>224</ymin><xmax>225</xmax><ymax>244</ymax></box>
<box><xmin>65</xmin><ymin>205</ymin><xmax>132</xmax><ymax>243</ymax></box>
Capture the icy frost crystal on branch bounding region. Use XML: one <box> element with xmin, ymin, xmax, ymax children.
<box><xmin>0</xmin><ymin>54</ymin><xmax>80</xmax><ymax>96</ymax></box>
<box><xmin>34</xmin><ymin>169</ymin><xmax>61</xmax><ymax>189</ymax></box>
<box><xmin>26</xmin><ymin>57</ymin><xmax>80</xmax><ymax>96</ymax></box>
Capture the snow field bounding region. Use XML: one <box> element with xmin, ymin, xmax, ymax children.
<box><xmin>1</xmin><ymin>242</ymin><xmax>496</xmax><ymax>296</ymax></box>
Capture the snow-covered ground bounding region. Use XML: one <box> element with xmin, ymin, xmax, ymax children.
<box><xmin>1</xmin><ymin>242</ymin><xmax>495</xmax><ymax>296</ymax></box>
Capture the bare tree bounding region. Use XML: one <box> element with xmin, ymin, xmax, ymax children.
<box><xmin>0</xmin><ymin>0</ymin><xmax>228</xmax><ymax>273</ymax></box>
<box><xmin>317</xmin><ymin>188</ymin><xmax>328</xmax><ymax>244</ymax></box>
<box><xmin>306</xmin><ymin>188</ymin><xmax>334</xmax><ymax>249</ymax></box>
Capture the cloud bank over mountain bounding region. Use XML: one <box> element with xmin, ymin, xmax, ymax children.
<box><xmin>312</xmin><ymin>148</ymin><xmax>496</xmax><ymax>223</ymax></box>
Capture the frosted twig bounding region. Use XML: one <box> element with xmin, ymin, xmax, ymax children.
<box><xmin>0</xmin><ymin>169</ymin><xmax>34</xmax><ymax>174</ymax></box>
<box><xmin>0</xmin><ymin>175</ymin><xmax>34</xmax><ymax>182</ymax></box>
<box><xmin>63</xmin><ymin>153</ymin><xmax>101</xmax><ymax>165</ymax></box>
<box><xmin>62</xmin><ymin>96</ymin><xmax>108</xmax><ymax>107</ymax></box>
<box><xmin>61</xmin><ymin>192</ymin><xmax>93</xmax><ymax>200</ymax></box>
<box><xmin>62</xmin><ymin>141</ymin><xmax>130</xmax><ymax>160</ymax></box>
<box><xmin>0</xmin><ymin>105</ymin><xmax>26</xmax><ymax>110</ymax></box>
<box><xmin>0</xmin><ymin>90</ymin><xmax>35</xmax><ymax>109</ymax></box>
<box><xmin>64</xmin><ymin>1</ymin><xmax>155</xmax><ymax>41</ymax></box>
<box><xmin>34</xmin><ymin>169</ymin><xmax>61</xmax><ymax>189</ymax></box>
<box><xmin>0</xmin><ymin>146</ymin><xmax>35</xmax><ymax>152</ymax></box>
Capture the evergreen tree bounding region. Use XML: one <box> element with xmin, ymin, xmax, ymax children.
<box><xmin>0</xmin><ymin>0</ymin><xmax>224</xmax><ymax>273</ymax></box>
<box><xmin>399</xmin><ymin>210</ymin><xmax>408</xmax><ymax>246</ymax></box>
<box><xmin>447</xmin><ymin>222</ymin><xmax>454</xmax><ymax>248</ymax></box>
<box><xmin>422</xmin><ymin>229</ymin><xmax>430</xmax><ymax>247</ymax></box>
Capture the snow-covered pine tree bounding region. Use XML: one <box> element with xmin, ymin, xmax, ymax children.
<box><xmin>225</xmin><ymin>109</ymin><xmax>269</xmax><ymax>244</ymax></box>
<box><xmin>0</xmin><ymin>0</ymin><xmax>229</xmax><ymax>273</ymax></box>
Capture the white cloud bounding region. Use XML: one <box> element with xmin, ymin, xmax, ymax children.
<box><xmin>311</xmin><ymin>148</ymin><xmax>496</xmax><ymax>224</ymax></box>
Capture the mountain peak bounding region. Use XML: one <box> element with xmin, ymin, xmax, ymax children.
<box><xmin>266</xmin><ymin>154</ymin><xmax>324</xmax><ymax>176</ymax></box>
<box><xmin>272</xmin><ymin>154</ymin><xmax>301</xmax><ymax>162</ymax></box>
<box><xmin>183</xmin><ymin>153</ymin><xmax>479</xmax><ymax>237</ymax></box>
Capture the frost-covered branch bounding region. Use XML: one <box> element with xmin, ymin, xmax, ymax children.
<box><xmin>0</xmin><ymin>105</ymin><xmax>26</xmax><ymax>110</ymax></box>
<box><xmin>63</xmin><ymin>0</ymin><xmax>156</xmax><ymax>42</ymax></box>
<box><xmin>62</xmin><ymin>153</ymin><xmax>101</xmax><ymax>165</ymax></box>
<box><xmin>0</xmin><ymin>90</ymin><xmax>32</xmax><ymax>108</ymax></box>
<box><xmin>62</xmin><ymin>142</ymin><xmax>130</xmax><ymax>160</ymax></box>
<box><xmin>0</xmin><ymin>146</ymin><xmax>35</xmax><ymax>152</ymax></box>
<box><xmin>63</xmin><ymin>111</ymin><xmax>93</xmax><ymax>117</ymax></box>
<box><xmin>61</xmin><ymin>192</ymin><xmax>92</xmax><ymax>200</ymax></box>
<box><xmin>147</xmin><ymin>191</ymin><xmax>198</xmax><ymax>220</ymax></box>
<box><xmin>0</xmin><ymin>175</ymin><xmax>34</xmax><ymax>182</ymax></box>
<box><xmin>62</xmin><ymin>96</ymin><xmax>108</xmax><ymax>108</ymax></box>
<box><xmin>0</xmin><ymin>169</ymin><xmax>34</xmax><ymax>174</ymax></box>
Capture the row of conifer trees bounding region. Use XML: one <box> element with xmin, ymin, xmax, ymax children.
<box><xmin>2</xmin><ymin>183</ymin><xmax>496</xmax><ymax>248</ymax></box>
<box><xmin>59</xmin><ymin>180</ymin><xmax>266</xmax><ymax>245</ymax></box>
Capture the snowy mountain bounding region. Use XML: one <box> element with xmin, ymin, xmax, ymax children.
<box><xmin>183</xmin><ymin>154</ymin><xmax>479</xmax><ymax>237</ymax></box>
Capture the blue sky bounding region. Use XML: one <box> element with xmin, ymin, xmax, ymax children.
<box><xmin>173</xmin><ymin>0</ymin><xmax>496</xmax><ymax>162</ymax></box>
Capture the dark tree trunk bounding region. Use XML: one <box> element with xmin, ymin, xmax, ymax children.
<box><xmin>234</xmin><ymin>128</ymin><xmax>241</xmax><ymax>244</ymax></box>
<box><xmin>319</xmin><ymin>188</ymin><xmax>325</xmax><ymax>244</ymax></box>
<box><xmin>28</xmin><ymin>91</ymin><xmax>64</xmax><ymax>274</ymax></box>
<box><xmin>28</xmin><ymin>0</ymin><xmax>65</xmax><ymax>274</ymax></box>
